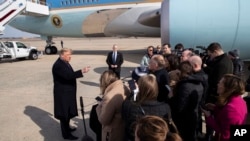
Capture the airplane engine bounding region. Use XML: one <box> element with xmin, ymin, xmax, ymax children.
<box><xmin>160</xmin><ymin>0</ymin><xmax>250</xmax><ymax>59</ymax></box>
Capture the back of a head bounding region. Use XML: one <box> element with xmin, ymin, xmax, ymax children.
<box><xmin>207</xmin><ymin>42</ymin><xmax>222</xmax><ymax>53</ymax></box>
<box><xmin>135</xmin><ymin>115</ymin><xmax>182</xmax><ymax>141</ymax></box>
<box><xmin>179</xmin><ymin>61</ymin><xmax>193</xmax><ymax>79</ymax></box>
<box><xmin>136</xmin><ymin>74</ymin><xmax>158</xmax><ymax>104</ymax></box>
<box><xmin>166</xmin><ymin>54</ymin><xmax>180</xmax><ymax>71</ymax></box>
<box><xmin>135</xmin><ymin>115</ymin><xmax>167</xmax><ymax>141</ymax></box>
<box><xmin>152</xmin><ymin>55</ymin><xmax>166</xmax><ymax>69</ymax></box>
<box><xmin>99</xmin><ymin>70</ymin><xmax>118</xmax><ymax>94</ymax></box>
<box><xmin>188</xmin><ymin>55</ymin><xmax>202</xmax><ymax>71</ymax></box>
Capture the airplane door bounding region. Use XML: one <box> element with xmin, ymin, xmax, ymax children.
<box><xmin>15</xmin><ymin>42</ymin><xmax>29</xmax><ymax>58</ymax></box>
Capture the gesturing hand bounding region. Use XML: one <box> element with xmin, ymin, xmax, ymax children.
<box><xmin>82</xmin><ymin>66</ymin><xmax>90</xmax><ymax>73</ymax></box>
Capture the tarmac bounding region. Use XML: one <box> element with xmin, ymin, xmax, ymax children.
<box><xmin>0</xmin><ymin>37</ymin><xmax>161</xmax><ymax>141</ymax></box>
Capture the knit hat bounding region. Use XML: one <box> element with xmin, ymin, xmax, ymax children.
<box><xmin>228</xmin><ymin>49</ymin><xmax>239</xmax><ymax>58</ymax></box>
<box><xmin>131</xmin><ymin>66</ymin><xmax>149</xmax><ymax>82</ymax></box>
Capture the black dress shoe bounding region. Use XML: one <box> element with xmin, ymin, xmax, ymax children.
<box><xmin>63</xmin><ymin>134</ymin><xmax>78</xmax><ymax>140</ymax></box>
<box><xmin>69</xmin><ymin>128</ymin><xmax>77</xmax><ymax>132</ymax></box>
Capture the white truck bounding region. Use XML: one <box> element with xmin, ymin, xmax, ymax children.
<box><xmin>0</xmin><ymin>41</ymin><xmax>39</xmax><ymax>61</ymax></box>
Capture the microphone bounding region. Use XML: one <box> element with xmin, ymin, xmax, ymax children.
<box><xmin>80</xmin><ymin>96</ymin><xmax>83</xmax><ymax>108</ymax></box>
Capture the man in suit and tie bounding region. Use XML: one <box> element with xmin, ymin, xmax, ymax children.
<box><xmin>106</xmin><ymin>44</ymin><xmax>124</xmax><ymax>79</ymax></box>
<box><xmin>52</xmin><ymin>48</ymin><xmax>90</xmax><ymax>140</ymax></box>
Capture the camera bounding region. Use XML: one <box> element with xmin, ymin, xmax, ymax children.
<box><xmin>196</xmin><ymin>46</ymin><xmax>209</xmax><ymax>60</ymax></box>
<box><xmin>196</xmin><ymin>46</ymin><xmax>207</xmax><ymax>56</ymax></box>
<box><xmin>172</xmin><ymin>49</ymin><xmax>183</xmax><ymax>57</ymax></box>
<box><xmin>95</xmin><ymin>96</ymin><xmax>102</xmax><ymax>102</ymax></box>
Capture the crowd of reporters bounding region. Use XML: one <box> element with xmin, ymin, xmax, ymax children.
<box><xmin>91</xmin><ymin>42</ymin><xmax>249</xmax><ymax>141</ymax></box>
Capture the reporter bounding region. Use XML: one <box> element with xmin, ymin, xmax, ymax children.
<box><xmin>201</xmin><ymin>74</ymin><xmax>247</xmax><ymax>141</ymax></box>
<box><xmin>135</xmin><ymin>115</ymin><xmax>182</xmax><ymax>141</ymax></box>
<box><xmin>96</xmin><ymin>70</ymin><xmax>130</xmax><ymax>141</ymax></box>
<box><xmin>122</xmin><ymin>74</ymin><xmax>172</xmax><ymax>141</ymax></box>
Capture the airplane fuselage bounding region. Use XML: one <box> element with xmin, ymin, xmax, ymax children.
<box><xmin>6</xmin><ymin>0</ymin><xmax>250</xmax><ymax>59</ymax></box>
<box><xmin>10</xmin><ymin>0</ymin><xmax>162</xmax><ymax>37</ymax></box>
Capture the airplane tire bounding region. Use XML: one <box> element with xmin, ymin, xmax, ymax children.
<box><xmin>51</xmin><ymin>46</ymin><xmax>58</xmax><ymax>54</ymax></box>
<box><xmin>45</xmin><ymin>46</ymin><xmax>52</xmax><ymax>54</ymax></box>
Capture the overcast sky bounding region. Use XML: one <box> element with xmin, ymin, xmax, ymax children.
<box><xmin>1</xmin><ymin>25</ymin><xmax>39</xmax><ymax>38</ymax></box>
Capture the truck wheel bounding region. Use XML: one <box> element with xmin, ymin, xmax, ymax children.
<box><xmin>29</xmin><ymin>52</ymin><xmax>38</xmax><ymax>60</ymax></box>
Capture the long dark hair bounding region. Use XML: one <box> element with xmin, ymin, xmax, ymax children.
<box><xmin>216</xmin><ymin>74</ymin><xmax>245</xmax><ymax>106</ymax></box>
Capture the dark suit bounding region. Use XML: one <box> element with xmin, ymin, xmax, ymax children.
<box><xmin>106</xmin><ymin>51</ymin><xmax>124</xmax><ymax>78</ymax></box>
<box><xmin>52</xmin><ymin>58</ymin><xmax>83</xmax><ymax>138</ymax></box>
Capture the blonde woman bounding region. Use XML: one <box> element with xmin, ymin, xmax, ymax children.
<box><xmin>96</xmin><ymin>70</ymin><xmax>130</xmax><ymax>141</ymax></box>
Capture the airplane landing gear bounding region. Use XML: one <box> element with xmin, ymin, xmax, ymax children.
<box><xmin>45</xmin><ymin>36</ymin><xmax>58</xmax><ymax>54</ymax></box>
<box><xmin>45</xmin><ymin>46</ymin><xmax>57</xmax><ymax>54</ymax></box>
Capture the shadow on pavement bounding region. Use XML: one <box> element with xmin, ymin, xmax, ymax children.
<box><xmin>24</xmin><ymin>106</ymin><xmax>96</xmax><ymax>141</ymax></box>
<box><xmin>24</xmin><ymin>106</ymin><xmax>62</xmax><ymax>141</ymax></box>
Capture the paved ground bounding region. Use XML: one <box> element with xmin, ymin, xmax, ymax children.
<box><xmin>0</xmin><ymin>37</ymin><xmax>161</xmax><ymax>141</ymax></box>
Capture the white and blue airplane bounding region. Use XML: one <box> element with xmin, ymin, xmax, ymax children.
<box><xmin>1</xmin><ymin>0</ymin><xmax>250</xmax><ymax>59</ymax></box>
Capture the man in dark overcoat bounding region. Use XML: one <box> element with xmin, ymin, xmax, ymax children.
<box><xmin>106</xmin><ymin>44</ymin><xmax>124</xmax><ymax>79</ymax></box>
<box><xmin>52</xmin><ymin>48</ymin><xmax>90</xmax><ymax>140</ymax></box>
<box><xmin>203</xmin><ymin>42</ymin><xmax>233</xmax><ymax>141</ymax></box>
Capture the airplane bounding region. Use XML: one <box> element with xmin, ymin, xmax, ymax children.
<box><xmin>1</xmin><ymin>0</ymin><xmax>250</xmax><ymax>60</ymax></box>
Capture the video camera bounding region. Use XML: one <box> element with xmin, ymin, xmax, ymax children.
<box><xmin>172</xmin><ymin>49</ymin><xmax>183</xmax><ymax>57</ymax></box>
<box><xmin>196</xmin><ymin>46</ymin><xmax>208</xmax><ymax>58</ymax></box>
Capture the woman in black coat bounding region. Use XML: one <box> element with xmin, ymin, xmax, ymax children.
<box><xmin>170</xmin><ymin>61</ymin><xmax>204</xmax><ymax>141</ymax></box>
<box><xmin>122</xmin><ymin>74</ymin><xmax>172</xmax><ymax>141</ymax></box>
<box><xmin>52</xmin><ymin>48</ymin><xmax>90</xmax><ymax>140</ymax></box>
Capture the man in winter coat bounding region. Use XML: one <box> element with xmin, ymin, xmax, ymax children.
<box><xmin>52</xmin><ymin>48</ymin><xmax>90</xmax><ymax>140</ymax></box>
